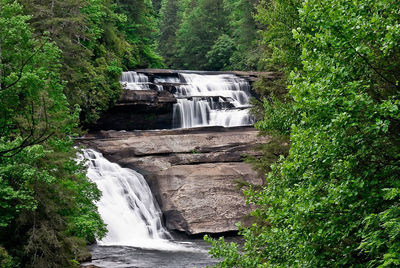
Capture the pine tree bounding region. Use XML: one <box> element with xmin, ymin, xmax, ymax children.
<box><xmin>174</xmin><ymin>0</ymin><xmax>229</xmax><ymax>70</ymax></box>
<box><xmin>157</xmin><ymin>0</ymin><xmax>182</xmax><ymax>68</ymax></box>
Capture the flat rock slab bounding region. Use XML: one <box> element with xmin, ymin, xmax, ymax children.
<box><xmin>80</xmin><ymin>126</ymin><xmax>269</xmax><ymax>235</ymax></box>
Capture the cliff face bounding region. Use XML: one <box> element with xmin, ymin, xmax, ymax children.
<box><xmin>80</xmin><ymin>127</ymin><xmax>269</xmax><ymax>235</ymax></box>
<box><xmin>92</xmin><ymin>89</ymin><xmax>177</xmax><ymax>130</ymax></box>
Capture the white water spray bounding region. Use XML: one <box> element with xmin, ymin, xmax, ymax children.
<box><xmin>121</xmin><ymin>71</ymin><xmax>151</xmax><ymax>90</ymax></box>
<box><xmin>120</xmin><ymin>71</ymin><xmax>254</xmax><ymax>128</ymax></box>
<box><xmin>82</xmin><ymin>149</ymin><xmax>200</xmax><ymax>251</ymax></box>
<box><xmin>176</xmin><ymin>73</ymin><xmax>251</xmax><ymax>106</ymax></box>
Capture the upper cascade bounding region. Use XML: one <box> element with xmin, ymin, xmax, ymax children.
<box><xmin>120</xmin><ymin>71</ymin><xmax>254</xmax><ymax>128</ymax></box>
<box><xmin>121</xmin><ymin>71</ymin><xmax>151</xmax><ymax>90</ymax></box>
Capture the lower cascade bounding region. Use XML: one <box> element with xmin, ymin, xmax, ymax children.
<box><xmin>82</xmin><ymin>148</ymin><xmax>195</xmax><ymax>251</ymax></box>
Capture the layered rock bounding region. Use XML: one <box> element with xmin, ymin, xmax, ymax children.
<box><xmin>80</xmin><ymin>126</ymin><xmax>270</xmax><ymax>235</ymax></box>
<box><xmin>93</xmin><ymin>89</ymin><xmax>177</xmax><ymax>130</ymax></box>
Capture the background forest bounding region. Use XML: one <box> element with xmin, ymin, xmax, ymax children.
<box><xmin>1</xmin><ymin>0</ymin><xmax>399</xmax><ymax>267</ymax></box>
<box><xmin>157</xmin><ymin>0</ymin><xmax>263</xmax><ymax>71</ymax></box>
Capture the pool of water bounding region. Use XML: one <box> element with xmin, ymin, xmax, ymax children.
<box><xmin>81</xmin><ymin>238</ymin><xmax>221</xmax><ymax>268</ymax></box>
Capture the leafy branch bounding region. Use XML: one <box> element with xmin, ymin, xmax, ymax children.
<box><xmin>0</xmin><ymin>40</ymin><xmax>48</xmax><ymax>92</ymax></box>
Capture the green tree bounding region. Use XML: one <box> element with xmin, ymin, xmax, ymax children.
<box><xmin>250</xmin><ymin>0</ymin><xmax>302</xmax><ymax>127</ymax></box>
<box><xmin>255</xmin><ymin>0</ymin><xmax>302</xmax><ymax>72</ymax></box>
<box><xmin>205</xmin><ymin>34</ymin><xmax>235</xmax><ymax>70</ymax></box>
<box><xmin>157</xmin><ymin>0</ymin><xmax>263</xmax><ymax>71</ymax></box>
<box><xmin>152</xmin><ymin>0</ymin><xmax>162</xmax><ymax>13</ymax></box>
<box><xmin>18</xmin><ymin>0</ymin><xmax>126</xmax><ymax>125</ymax></box>
<box><xmin>116</xmin><ymin>0</ymin><xmax>164</xmax><ymax>69</ymax></box>
<box><xmin>157</xmin><ymin>0</ymin><xmax>182</xmax><ymax>68</ymax></box>
<box><xmin>226</xmin><ymin>0</ymin><xmax>260</xmax><ymax>71</ymax></box>
<box><xmin>0</xmin><ymin>1</ymin><xmax>105</xmax><ymax>266</ymax></box>
<box><xmin>174</xmin><ymin>0</ymin><xmax>229</xmax><ymax>70</ymax></box>
<box><xmin>207</xmin><ymin>0</ymin><xmax>400</xmax><ymax>266</ymax></box>
<box><xmin>19</xmin><ymin>0</ymin><xmax>163</xmax><ymax>125</ymax></box>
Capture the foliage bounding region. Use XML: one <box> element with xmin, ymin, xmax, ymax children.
<box><xmin>1</xmin><ymin>0</ymin><xmax>165</xmax><ymax>265</ymax></box>
<box><xmin>116</xmin><ymin>0</ymin><xmax>164</xmax><ymax>69</ymax></box>
<box><xmin>157</xmin><ymin>0</ymin><xmax>182</xmax><ymax>68</ymax></box>
<box><xmin>157</xmin><ymin>0</ymin><xmax>263</xmax><ymax>71</ymax></box>
<box><xmin>18</xmin><ymin>0</ymin><xmax>162</xmax><ymax>125</ymax></box>
<box><xmin>152</xmin><ymin>0</ymin><xmax>162</xmax><ymax>12</ymax></box>
<box><xmin>205</xmin><ymin>34</ymin><xmax>235</xmax><ymax>71</ymax></box>
<box><xmin>0</xmin><ymin>1</ymin><xmax>106</xmax><ymax>267</ymax></box>
<box><xmin>250</xmin><ymin>0</ymin><xmax>302</xmax><ymax>126</ymax></box>
<box><xmin>16</xmin><ymin>0</ymin><xmax>118</xmax><ymax>125</ymax></box>
<box><xmin>174</xmin><ymin>0</ymin><xmax>229</xmax><ymax>70</ymax></box>
<box><xmin>255</xmin><ymin>0</ymin><xmax>302</xmax><ymax>72</ymax></box>
<box><xmin>0</xmin><ymin>246</ymin><xmax>14</xmax><ymax>268</ymax></box>
<box><xmin>227</xmin><ymin>0</ymin><xmax>261</xmax><ymax>71</ymax></box>
<box><xmin>207</xmin><ymin>0</ymin><xmax>400</xmax><ymax>267</ymax></box>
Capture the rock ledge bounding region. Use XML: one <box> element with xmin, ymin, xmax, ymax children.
<box><xmin>80</xmin><ymin>126</ymin><xmax>268</xmax><ymax>235</ymax></box>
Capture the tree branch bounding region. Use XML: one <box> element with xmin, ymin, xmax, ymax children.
<box><xmin>1</xmin><ymin>41</ymin><xmax>48</xmax><ymax>91</ymax></box>
<box><xmin>347</xmin><ymin>42</ymin><xmax>400</xmax><ymax>90</ymax></box>
<box><xmin>0</xmin><ymin>132</ymin><xmax>55</xmax><ymax>158</ymax></box>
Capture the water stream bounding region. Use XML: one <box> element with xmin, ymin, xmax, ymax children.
<box><xmin>121</xmin><ymin>72</ymin><xmax>151</xmax><ymax>90</ymax></box>
<box><xmin>81</xmin><ymin>149</ymin><xmax>218</xmax><ymax>267</ymax></box>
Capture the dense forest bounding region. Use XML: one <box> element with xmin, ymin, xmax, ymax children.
<box><xmin>157</xmin><ymin>0</ymin><xmax>262</xmax><ymax>71</ymax></box>
<box><xmin>1</xmin><ymin>0</ymin><xmax>399</xmax><ymax>267</ymax></box>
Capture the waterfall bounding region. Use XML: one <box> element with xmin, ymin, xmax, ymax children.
<box><xmin>121</xmin><ymin>71</ymin><xmax>151</xmax><ymax>90</ymax></box>
<box><xmin>82</xmin><ymin>149</ymin><xmax>194</xmax><ymax>251</ymax></box>
<box><xmin>175</xmin><ymin>73</ymin><xmax>251</xmax><ymax>106</ymax></box>
<box><xmin>121</xmin><ymin>71</ymin><xmax>254</xmax><ymax>128</ymax></box>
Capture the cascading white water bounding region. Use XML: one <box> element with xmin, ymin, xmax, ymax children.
<box><xmin>172</xmin><ymin>98</ymin><xmax>211</xmax><ymax>128</ymax></box>
<box><xmin>121</xmin><ymin>71</ymin><xmax>151</xmax><ymax>90</ymax></box>
<box><xmin>82</xmin><ymin>149</ymin><xmax>197</xmax><ymax>251</ymax></box>
<box><xmin>176</xmin><ymin>73</ymin><xmax>251</xmax><ymax>106</ymax></box>
<box><xmin>173</xmin><ymin>73</ymin><xmax>253</xmax><ymax>128</ymax></box>
<box><xmin>120</xmin><ymin>71</ymin><xmax>254</xmax><ymax>128</ymax></box>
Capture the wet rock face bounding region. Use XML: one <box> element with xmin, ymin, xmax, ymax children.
<box><xmin>155</xmin><ymin>162</ymin><xmax>260</xmax><ymax>234</ymax></box>
<box><xmin>93</xmin><ymin>89</ymin><xmax>177</xmax><ymax>131</ymax></box>
<box><xmin>80</xmin><ymin>127</ymin><xmax>269</xmax><ymax>235</ymax></box>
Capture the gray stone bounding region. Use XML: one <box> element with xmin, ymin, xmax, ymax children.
<box><xmin>92</xmin><ymin>89</ymin><xmax>177</xmax><ymax>131</ymax></box>
<box><xmin>80</xmin><ymin>127</ymin><xmax>270</xmax><ymax>235</ymax></box>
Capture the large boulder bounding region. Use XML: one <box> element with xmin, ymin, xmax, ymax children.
<box><xmin>80</xmin><ymin>127</ymin><xmax>270</xmax><ymax>235</ymax></box>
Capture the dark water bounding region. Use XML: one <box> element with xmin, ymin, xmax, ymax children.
<box><xmin>81</xmin><ymin>239</ymin><xmax>220</xmax><ymax>268</ymax></box>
